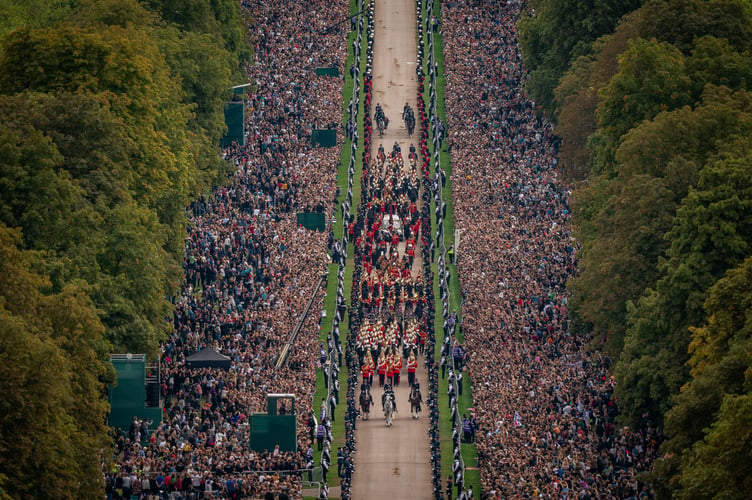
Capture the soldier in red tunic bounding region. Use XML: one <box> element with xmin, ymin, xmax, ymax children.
<box><xmin>393</xmin><ymin>351</ymin><xmax>403</xmax><ymax>386</ymax></box>
<box><xmin>407</xmin><ymin>351</ymin><xmax>418</xmax><ymax>386</ymax></box>
<box><xmin>377</xmin><ymin>350</ymin><xmax>387</xmax><ymax>387</ymax></box>
<box><xmin>386</xmin><ymin>349</ymin><xmax>395</xmax><ymax>386</ymax></box>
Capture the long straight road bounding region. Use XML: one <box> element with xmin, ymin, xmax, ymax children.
<box><xmin>351</xmin><ymin>0</ymin><xmax>432</xmax><ymax>498</ymax></box>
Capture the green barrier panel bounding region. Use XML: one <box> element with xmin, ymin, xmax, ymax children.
<box><xmin>297</xmin><ymin>212</ymin><xmax>326</xmax><ymax>232</ymax></box>
<box><xmin>316</xmin><ymin>67</ymin><xmax>340</xmax><ymax>77</ymax></box>
<box><xmin>311</xmin><ymin>128</ymin><xmax>337</xmax><ymax>148</ymax></box>
<box><xmin>221</xmin><ymin>101</ymin><xmax>245</xmax><ymax>147</ymax></box>
<box><xmin>250</xmin><ymin>395</ymin><xmax>298</xmax><ymax>453</ymax></box>
<box><xmin>108</xmin><ymin>355</ymin><xmax>162</xmax><ymax>434</ymax></box>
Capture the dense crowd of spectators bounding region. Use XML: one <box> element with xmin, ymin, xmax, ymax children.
<box><xmin>439</xmin><ymin>1</ymin><xmax>658</xmax><ymax>498</ymax></box>
<box><xmin>107</xmin><ymin>0</ymin><xmax>352</xmax><ymax>498</ymax></box>
<box><xmin>103</xmin><ymin>0</ymin><xmax>664</xmax><ymax>497</ymax></box>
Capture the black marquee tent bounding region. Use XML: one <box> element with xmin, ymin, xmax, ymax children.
<box><xmin>185</xmin><ymin>347</ymin><xmax>232</xmax><ymax>370</ymax></box>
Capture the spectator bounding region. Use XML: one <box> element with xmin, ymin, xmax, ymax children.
<box><xmin>109</xmin><ymin>0</ymin><xmax>353</xmax><ymax>497</ymax></box>
<box><xmin>438</xmin><ymin>0</ymin><xmax>657</xmax><ymax>497</ymax></box>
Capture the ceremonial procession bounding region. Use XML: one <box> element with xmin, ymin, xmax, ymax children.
<box><xmin>7</xmin><ymin>0</ymin><xmax>729</xmax><ymax>497</ymax></box>
<box><xmin>353</xmin><ymin>109</ymin><xmax>431</xmax><ymax>426</ymax></box>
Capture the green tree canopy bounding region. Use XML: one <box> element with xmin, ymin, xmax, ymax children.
<box><xmin>0</xmin><ymin>1</ymin><xmax>249</xmax><ymax>493</ymax></box>
<box><xmin>0</xmin><ymin>225</ymin><xmax>111</xmax><ymax>499</ymax></box>
<box><xmin>657</xmin><ymin>256</ymin><xmax>752</xmax><ymax>495</ymax></box>
<box><xmin>596</xmin><ymin>38</ymin><xmax>693</xmax><ymax>165</ymax></box>
<box><xmin>143</xmin><ymin>0</ymin><xmax>249</xmax><ymax>69</ymax></box>
<box><xmin>616</xmin><ymin>139</ymin><xmax>752</xmax><ymax>428</ymax></box>
<box><xmin>518</xmin><ymin>0</ymin><xmax>644</xmax><ymax>116</ymax></box>
<box><xmin>554</xmin><ymin>9</ymin><xmax>642</xmax><ymax>181</ymax></box>
<box><xmin>639</xmin><ymin>0</ymin><xmax>752</xmax><ymax>55</ymax></box>
<box><xmin>531</xmin><ymin>0</ymin><xmax>752</xmax><ymax>494</ymax></box>
<box><xmin>0</xmin><ymin>90</ymin><xmax>178</xmax><ymax>354</ymax></box>
<box><xmin>570</xmin><ymin>87</ymin><xmax>752</xmax><ymax>355</ymax></box>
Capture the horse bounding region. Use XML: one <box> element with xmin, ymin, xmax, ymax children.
<box><xmin>409</xmin><ymin>388</ymin><xmax>422</xmax><ymax>419</ymax></box>
<box><xmin>405</xmin><ymin>113</ymin><xmax>415</xmax><ymax>137</ymax></box>
<box><xmin>377</xmin><ymin>115</ymin><xmax>387</xmax><ymax>138</ymax></box>
<box><xmin>402</xmin><ymin>105</ymin><xmax>415</xmax><ymax>137</ymax></box>
<box><xmin>384</xmin><ymin>395</ymin><xmax>394</xmax><ymax>426</ymax></box>
<box><xmin>360</xmin><ymin>389</ymin><xmax>373</xmax><ymax>420</ymax></box>
<box><xmin>376</xmin><ymin>148</ymin><xmax>386</xmax><ymax>167</ymax></box>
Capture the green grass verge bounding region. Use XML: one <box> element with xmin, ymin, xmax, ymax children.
<box><xmin>422</xmin><ymin>0</ymin><xmax>481</xmax><ymax>495</ymax></box>
<box><xmin>333</xmin><ymin>1</ymin><xmax>368</xmax><ymax>241</ymax></box>
<box><xmin>308</xmin><ymin>2</ymin><xmax>368</xmax><ymax>496</ymax></box>
<box><xmin>312</xmin><ymin>259</ymin><xmax>354</xmax><ymax>481</ymax></box>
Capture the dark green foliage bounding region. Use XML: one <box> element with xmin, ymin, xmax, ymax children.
<box><xmin>554</xmin><ymin>9</ymin><xmax>643</xmax><ymax>181</ymax></box>
<box><xmin>0</xmin><ymin>225</ymin><xmax>112</xmax><ymax>499</ymax></box>
<box><xmin>518</xmin><ymin>0</ymin><xmax>644</xmax><ymax>116</ymax></box>
<box><xmin>617</xmin><ymin>134</ymin><xmax>752</xmax><ymax>418</ymax></box>
<box><xmin>639</xmin><ymin>0</ymin><xmax>752</xmax><ymax>55</ymax></box>
<box><xmin>0</xmin><ymin>0</ymin><xmax>245</xmax><ymax>352</ymax></box>
<box><xmin>0</xmin><ymin>0</ymin><xmax>74</xmax><ymax>40</ymax></box>
<box><xmin>570</xmin><ymin>87</ymin><xmax>752</xmax><ymax>357</ymax></box>
<box><xmin>663</xmin><ymin>257</ymin><xmax>752</xmax><ymax>497</ymax></box>
<box><xmin>0</xmin><ymin>1</ymin><xmax>247</xmax><ymax>492</ymax></box>
<box><xmin>597</xmin><ymin>38</ymin><xmax>693</xmax><ymax>152</ymax></box>
<box><xmin>144</xmin><ymin>0</ymin><xmax>250</xmax><ymax>67</ymax></box>
<box><xmin>541</xmin><ymin>0</ymin><xmax>752</xmax><ymax>493</ymax></box>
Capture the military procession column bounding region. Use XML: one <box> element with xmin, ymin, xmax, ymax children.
<box><xmin>349</xmin><ymin>0</ymin><xmax>433</xmax><ymax>498</ymax></box>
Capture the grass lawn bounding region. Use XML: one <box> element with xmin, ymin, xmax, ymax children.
<box><xmin>307</xmin><ymin>1</ymin><xmax>367</xmax><ymax>496</ymax></box>
<box><xmin>423</xmin><ymin>0</ymin><xmax>481</xmax><ymax>495</ymax></box>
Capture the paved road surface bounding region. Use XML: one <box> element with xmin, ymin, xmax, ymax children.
<box><xmin>351</xmin><ymin>0</ymin><xmax>432</xmax><ymax>499</ymax></box>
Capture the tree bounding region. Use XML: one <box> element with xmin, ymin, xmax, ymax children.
<box><xmin>687</xmin><ymin>36</ymin><xmax>752</xmax><ymax>95</ymax></box>
<box><xmin>0</xmin><ymin>0</ymin><xmax>74</xmax><ymax>40</ymax></box>
<box><xmin>616</xmin><ymin>142</ymin><xmax>752</xmax><ymax>428</ymax></box>
<box><xmin>655</xmin><ymin>256</ymin><xmax>752</xmax><ymax>496</ymax></box>
<box><xmin>678</xmin><ymin>393</ymin><xmax>752</xmax><ymax>498</ymax></box>
<box><xmin>93</xmin><ymin>201</ymin><xmax>176</xmax><ymax>354</ymax></box>
<box><xmin>0</xmin><ymin>91</ymin><xmax>178</xmax><ymax>354</ymax></box>
<box><xmin>518</xmin><ymin>0</ymin><xmax>644</xmax><ymax>116</ymax></box>
<box><xmin>597</xmin><ymin>38</ymin><xmax>693</xmax><ymax>151</ymax></box>
<box><xmin>143</xmin><ymin>0</ymin><xmax>249</xmax><ymax>67</ymax></box>
<box><xmin>0</xmin><ymin>21</ymin><xmax>230</xmax><ymax>352</ymax></box>
<box><xmin>570</xmin><ymin>173</ymin><xmax>675</xmax><ymax>353</ymax></box>
<box><xmin>0</xmin><ymin>225</ymin><xmax>111</xmax><ymax>499</ymax></box>
<box><xmin>554</xmin><ymin>9</ymin><xmax>643</xmax><ymax>182</ymax></box>
<box><xmin>639</xmin><ymin>0</ymin><xmax>752</xmax><ymax>56</ymax></box>
<box><xmin>572</xmin><ymin>87</ymin><xmax>752</xmax><ymax>357</ymax></box>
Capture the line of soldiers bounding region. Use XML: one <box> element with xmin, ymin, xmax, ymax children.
<box><xmin>358</xmin><ymin>266</ymin><xmax>425</xmax><ymax>309</ymax></box>
<box><xmin>356</xmin><ymin>317</ymin><xmax>428</xmax><ymax>359</ymax></box>
<box><xmin>367</xmin><ymin>146</ymin><xmax>421</xmax><ymax>203</ymax></box>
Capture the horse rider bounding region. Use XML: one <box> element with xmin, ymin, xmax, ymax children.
<box><xmin>402</xmin><ymin>102</ymin><xmax>411</xmax><ymax>120</ymax></box>
<box><xmin>382</xmin><ymin>383</ymin><xmax>396</xmax><ymax>414</ymax></box>
<box><xmin>409</xmin><ymin>382</ymin><xmax>423</xmax><ymax>418</ymax></box>
<box><xmin>375</xmin><ymin>103</ymin><xmax>387</xmax><ymax>126</ymax></box>
<box><xmin>361</xmin><ymin>385</ymin><xmax>374</xmax><ymax>411</ymax></box>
